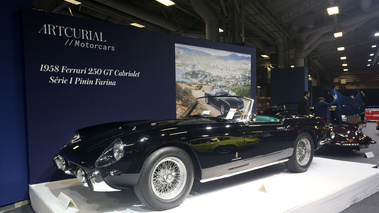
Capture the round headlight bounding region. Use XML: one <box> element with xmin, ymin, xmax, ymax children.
<box><xmin>95</xmin><ymin>138</ymin><xmax>125</xmax><ymax>168</ymax></box>
<box><xmin>113</xmin><ymin>140</ymin><xmax>125</xmax><ymax>161</ymax></box>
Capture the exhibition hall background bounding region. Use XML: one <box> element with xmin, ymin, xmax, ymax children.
<box><xmin>1</xmin><ymin>1</ymin><xmax>328</xmax><ymax>206</ymax></box>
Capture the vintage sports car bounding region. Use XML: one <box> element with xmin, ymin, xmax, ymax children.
<box><xmin>53</xmin><ymin>97</ymin><xmax>327</xmax><ymax>210</ymax></box>
<box><xmin>318</xmin><ymin>124</ymin><xmax>376</xmax><ymax>153</ymax></box>
<box><xmin>261</xmin><ymin>97</ymin><xmax>375</xmax><ymax>152</ymax></box>
<box><xmin>204</xmin><ymin>89</ymin><xmax>244</xmax><ymax>115</ymax></box>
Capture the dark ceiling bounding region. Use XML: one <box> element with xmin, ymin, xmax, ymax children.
<box><xmin>33</xmin><ymin>0</ymin><xmax>379</xmax><ymax>88</ymax></box>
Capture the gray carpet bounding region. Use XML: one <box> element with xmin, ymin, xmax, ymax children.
<box><xmin>330</xmin><ymin>122</ymin><xmax>379</xmax><ymax>213</ymax></box>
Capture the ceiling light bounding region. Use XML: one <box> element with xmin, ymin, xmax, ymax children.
<box><xmin>368</xmin><ymin>59</ymin><xmax>372</xmax><ymax>62</ymax></box>
<box><xmin>343</xmin><ymin>69</ymin><xmax>348</xmax><ymax>72</ymax></box>
<box><xmin>290</xmin><ymin>65</ymin><xmax>295</xmax><ymax>68</ymax></box>
<box><xmin>327</xmin><ymin>6</ymin><xmax>339</xmax><ymax>15</ymax></box>
<box><xmin>370</xmin><ymin>53</ymin><xmax>374</xmax><ymax>56</ymax></box>
<box><xmin>130</xmin><ymin>23</ymin><xmax>145</xmax><ymax>28</ymax></box>
<box><xmin>342</xmin><ymin>63</ymin><xmax>348</xmax><ymax>67</ymax></box>
<box><xmin>219</xmin><ymin>28</ymin><xmax>224</xmax><ymax>33</ymax></box>
<box><xmin>372</xmin><ymin>45</ymin><xmax>377</xmax><ymax>48</ymax></box>
<box><xmin>337</xmin><ymin>47</ymin><xmax>345</xmax><ymax>51</ymax></box>
<box><xmin>367</xmin><ymin>64</ymin><xmax>371</xmax><ymax>67</ymax></box>
<box><xmin>375</xmin><ymin>32</ymin><xmax>379</xmax><ymax>37</ymax></box>
<box><xmin>261</xmin><ymin>55</ymin><xmax>269</xmax><ymax>58</ymax></box>
<box><xmin>334</xmin><ymin>32</ymin><xmax>343</xmax><ymax>38</ymax></box>
<box><xmin>155</xmin><ymin>0</ymin><xmax>175</xmax><ymax>6</ymax></box>
<box><xmin>340</xmin><ymin>56</ymin><xmax>346</xmax><ymax>60</ymax></box>
<box><xmin>64</xmin><ymin>0</ymin><xmax>81</xmax><ymax>5</ymax></box>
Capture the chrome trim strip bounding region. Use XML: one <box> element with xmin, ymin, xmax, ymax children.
<box><xmin>200</xmin><ymin>159</ymin><xmax>289</xmax><ymax>183</ymax></box>
<box><xmin>249</xmin><ymin>122</ymin><xmax>283</xmax><ymax>127</ymax></box>
<box><xmin>169</xmin><ymin>131</ymin><xmax>188</xmax><ymax>136</ymax></box>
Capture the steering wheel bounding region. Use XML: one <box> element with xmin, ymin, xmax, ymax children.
<box><xmin>236</xmin><ymin>109</ymin><xmax>245</xmax><ymax>119</ymax></box>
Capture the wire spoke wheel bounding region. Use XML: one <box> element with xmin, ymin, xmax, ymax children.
<box><xmin>151</xmin><ymin>157</ymin><xmax>187</xmax><ymax>200</ymax></box>
<box><xmin>296</xmin><ymin>138</ymin><xmax>312</xmax><ymax>166</ymax></box>
<box><xmin>286</xmin><ymin>133</ymin><xmax>314</xmax><ymax>173</ymax></box>
<box><xmin>134</xmin><ymin>147</ymin><xmax>194</xmax><ymax>210</ymax></box>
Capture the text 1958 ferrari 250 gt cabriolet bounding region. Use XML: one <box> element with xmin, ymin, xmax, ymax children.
<box><xmin>53</xmin><ymin>97</ymin><xmax>328</xmax><ymax>210</ymax></box>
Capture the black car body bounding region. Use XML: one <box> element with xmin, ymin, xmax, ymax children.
<box><xmin>204</xmin><ymin>89</ymin><xmax>244</xmax><ymax>115</ymax></box>
<box><xmin>53</xmin><ymin>97</ymin><xmax>327</xmax><ymax>210</ymax></box>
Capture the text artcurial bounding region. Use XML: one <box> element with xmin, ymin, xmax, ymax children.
<box><xmin>38</xmin><ymin>24</ymin><xmax>107</xmax><ymax>42</ymax></box>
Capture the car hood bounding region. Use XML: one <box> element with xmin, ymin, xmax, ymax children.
<box><xmin>331</xmin><ymin>125</ymin><xmax>360</xmax><ymax>135</ymax></box>
<box><xmin>330</xmin><ymin>124</ymin><xmax>374</xmax><ymax>143</ymax></box>
<box><xmin>73</xmin><ymin>117</ymin><xmax>223</xmax><ymax>143</ymax></box>
<box><xmin>74</xmin><ymin>120</ymin><xmax>147</xmax><ymax>140</ymax></box>
<box><xmin>58</xmin><ymin>120</ymin><xmax>155</xmax><ymax>166</ymax></box>
<box><xmin>57</xmin><ymin>117</ymin><xmax>221</xmax><ymax>167</ymax></box>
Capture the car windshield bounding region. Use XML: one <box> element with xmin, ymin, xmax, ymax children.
<box><xmin>181</xmin><ymin>96</ymin><xmax>254</xmax><ymax>122</ymax></box>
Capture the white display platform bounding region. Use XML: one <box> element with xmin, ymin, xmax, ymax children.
<box><xmin>30</xmin><ymin>157</ymin><xmax>379</xmax><ymax>213</ymax></box>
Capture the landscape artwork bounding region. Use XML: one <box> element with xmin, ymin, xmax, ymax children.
<box><xmin>175</xmin><ymin>43</ymin><xmax>252</xmax><ymax>118</ymax></box>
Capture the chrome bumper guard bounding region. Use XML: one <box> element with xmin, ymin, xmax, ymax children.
<box><xmin>54</xmin><ymin>155</ymin><xmax>120</xmax><ymax>192</ymax></box>
<box><xmin>319</xmin><ymin>137</ymin><xmax>331</xmax><ymax>146</ymax></box>
<box><xmin>86</xmin><ymin>170</ymin><xmax>120</xmax><ymax>192</ymax></box>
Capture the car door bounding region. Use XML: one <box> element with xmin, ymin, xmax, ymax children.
<box><xmin>185</xmin><ymin>121</ymin><xmax>247</xmax><ymax>181</ymax></box>
<box><xmin>240</xmin><ymin>117</ymin><xmax>293</xmax><ymax>168</ymax></box>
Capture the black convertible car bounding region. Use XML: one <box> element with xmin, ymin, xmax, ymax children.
<box><xmin>53</xmin><ymin>97</ymin><xmax>327</xmax><ymax>210</ymax></box>
<box><xmin>204</xmin><ymin>89</ymin><xmax>244</xmax><ymax>115</ymax></box>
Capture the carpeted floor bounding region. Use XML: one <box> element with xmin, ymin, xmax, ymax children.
<box><xmin>332</xmin><ymin>122</ymin><xmax>379</xmax><ymax>213</ymax></box>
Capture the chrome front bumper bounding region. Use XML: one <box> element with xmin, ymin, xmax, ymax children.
<box><xmin>319</xmin><ymin>137</ymin><xmax>331</xmax><ymax>146</ymax></box>
<box><xmin>53</xmin><ymin>155</ymin><xmax>120</xmax><ymax>192</ymax></box>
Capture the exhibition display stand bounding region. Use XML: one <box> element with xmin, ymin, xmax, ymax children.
<box><xmin>30</xmin><ymin>157</ymin><xmax>379</xmax><ymax>213</ymax></box>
